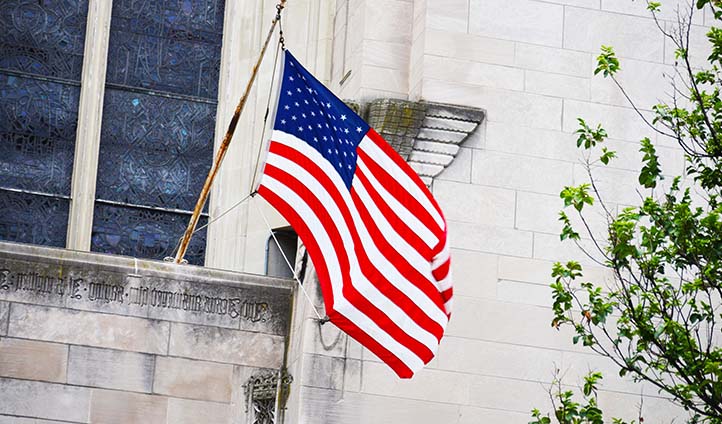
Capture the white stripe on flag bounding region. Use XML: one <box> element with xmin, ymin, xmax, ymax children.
<box><xmin>351</xmin><ymin>177</ymin><xmax>437</xmax><ymax>284</ymax></box>
<box><xmin>265</xmin><ymin>151</ymin><xmax>441</xmax><ymax>352</ymax></box>
<box><xmin>437</xmin><ymin>275</ymin><xmax>452</xmax><ymax>292</ymax></box>
<box><xmin>269</xmin><ymin>131</ymin><xmax>449</xmax><ymax>327</ymax></box>
<box><xmin>260</xmin><ymin>174</ymin><xmax>426</xmax><ymax>371</ymax></box>
<box><xmin>359</xmin><ymin>137</ymin><xmax>446</xmax><ymax>230</ymax></box>
<box><xmin>355</xmin><ymin>156</ymin><xmax>439</xmax><ymax>248</ymax></box>
<box><xmin>432</xmin><ymin>244</ymin><xmax>451</xmax><ymax>269</ymax></box>
<box><xmin>444</xmin><ymin>298</ymin><xmax>453</xmax><ymax>313</ymax></box>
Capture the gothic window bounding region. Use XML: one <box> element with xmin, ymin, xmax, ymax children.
<box><xmin>0</xmin><ymin>0</ymin><xmax>89</xmax><ymax>247</ymax></box>
<box><xmin>91</xmin><ymin>0</ymin><xmax>226</xmax><ymax>265</ymax></box>
<box><xmin>243</xmin><ymin>369</ymin><xmax>293</xmax><ymax>424</ymax></box>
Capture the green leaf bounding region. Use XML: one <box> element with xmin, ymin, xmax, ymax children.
<box><xmin>600</xmin><ymin>147</ymin><xmax>617</xmax><ymax>165</ymax></box>
<box><xmin>575</xmin><ymin>118</ymin><xmax>608</xmax><ymax>149</ymax></box>
<box><xmin>559</xmin><ymin>211</ymin><xmax>580</xmax><ymax>241</ymax></box>
<box><xmin>639</xmin><ymin>137</ymin><xmax>662</xmax><ymax>188</ymax></box>
<box><xmin>583</xmin><ymin>371</ymin><xmax>602</xmax><ymax>396</ymax></box>
<box><xmin>595</xmin><ymin>45</ymin><xmax>620</xmax><ymax>77</ymax></box>
<box><xmin>560</xmin><ymin>184</ymin><xmax>594</xmax><ymax>212</ymax></box>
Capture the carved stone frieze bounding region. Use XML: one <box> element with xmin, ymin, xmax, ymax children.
<box><xmin>0</xmin><ymin>241</ymin><xmax>292</xmax><ymax>334</ymax></box>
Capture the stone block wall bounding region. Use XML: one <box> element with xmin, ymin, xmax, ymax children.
<box><xmin>281</xmin><ymin>0</ymin><xmax>700</xmax><ymax>422</ymax></box>
<box><xmin>0</xmin><ymin>242</ymin><xmax>292</xmax><ymax>423</ymax></box>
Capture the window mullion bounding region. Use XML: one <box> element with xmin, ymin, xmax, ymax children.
<box><xmin>67</xmin><ymin>0</ymin><xmax>114</xmax><ymax>251</ymax></box>
<box><xmin>205</xmin><ymin>0</ymin><xmax>263</xmax><ymax>270</ymax></box>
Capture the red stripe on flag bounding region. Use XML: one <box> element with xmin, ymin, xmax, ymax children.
<box><xmin>263</xmin><ymin>162</ymin><xmax>436</xmax><ymax>362</ymax></box>
<box><xmin>350</xmin><ymin>189</ymin><xmax>446</xmax><ymax>315</ymax></box>
<box><xmin>258</xmin><ymin>184</ymin><xmax>415</xmax><ymax>377</ymax></box>
<box><xmin>432</xmin><ymin>258</ymin><xmax>451</xmax><ymax>282</ymax></box>
<box><xmin>354</xmin><ymin>167</ymin><xmax>433</xmax><ymax>259</ymax></box>
<box><xmin>441</xmin><ymin>287</ymin><xmax>453</xmax><ymax>303</ymax></box>
<box><xmin>357</xmin><ymin>149</ymin><xmax>444</xmax><ymax>242</ymax></box>
<box><xmin>268</xmin><ymin>142</ymin><xmax>446</xmax><ymax>341</ymax></box>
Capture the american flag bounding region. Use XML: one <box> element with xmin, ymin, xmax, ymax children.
<box><xmin>257</xmin><ymin>50</ymin><xmax>452</xmax><ymax>378</ymax></box>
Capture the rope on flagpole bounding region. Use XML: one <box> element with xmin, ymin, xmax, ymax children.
<box><xmin>192</xmin><ymin>191</ymin><xmax>255</xmax><ymax>235</ymax></box>
<box><xmin>250</xmin><ymin>36</ymin><xmax>283</xmax><ymax>194</ymax></box>
<box><xmin>252</xmin><ymin>196</ymin><xmax>324</xmax><ymax>321</ymax></box>
<box><xmin>174</xmin><ymin>0</ymin><xmax>287</xmax><ymax>264</ymax></box>
<box><xmin>165</xmin><ymin>191</ymin><xmax>255</xmax><ymax>262</ymax></box>
<box><xmin>167</xmin><ymin>7</ymin><xmax>285</xmax><ymax>262</ymax></box>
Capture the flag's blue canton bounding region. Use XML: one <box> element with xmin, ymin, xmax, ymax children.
<box><xmin>274</xmin><ymin>51</ymin><xmax>369</xmax><ymax>189</ymax></box>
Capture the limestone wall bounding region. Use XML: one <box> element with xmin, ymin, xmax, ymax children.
<box><xmin>0</xmin><ymin>242</ymin><xmax>292</xmax><ymax>423</ymax></box>
<box><xmin>277</xmin><ymin>0</ymin><xmax>701</xmax><ymax>422</ymax></box>
<box><xmin>414</xmin><ymin>1</ymin><xmax>695</xmax><ymax>421</ymax></box>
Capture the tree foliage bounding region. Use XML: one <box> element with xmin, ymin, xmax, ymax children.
<box><xmin>530</xmin><ymin>372</ymin><xmax>634</xmax><ymax>424</ymax></box>
<box><xmin>533</xmin><ymin>1</ymin><xmax>722</xmax><ymax>422</ymax></box>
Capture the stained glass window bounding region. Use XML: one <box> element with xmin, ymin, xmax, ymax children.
<box><xmin>92</xmin><ymin>204</ymin><xmax>207</xmax><ymax>266</ymax></box>
<box><xmin>92</xmin><ymin>0</ymin><xmax>226</xmax><ymax>264</ymax></box>
<box><xmin>0</xmin><ymin>0</ymin><xmax>89</xmax><ymax>247</ymax></box>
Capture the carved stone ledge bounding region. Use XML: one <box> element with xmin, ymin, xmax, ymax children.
<box><xmin>0</xmin><ymin>241</ymin><xmax>293</xmax><ymax>334</ymax></box>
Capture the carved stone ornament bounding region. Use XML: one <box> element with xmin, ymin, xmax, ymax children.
<box><xmin>243</xmin><ymin>369</ymin><xmax>294</xmax><ymax>424</ymax></box>
<box><xmin>347</xmin><ymin>99</ymin><xmax>485</xmax><ymax>186</ymax></box>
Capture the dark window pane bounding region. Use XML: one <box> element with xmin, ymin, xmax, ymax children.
<box><xmin>266</xmin><ymin>229</ymin><xmax>298</xmax><ymax>279</ymax></box>
<box><xmin>106</xmin><ymin>0</ymin><xmax>224</xmax><ymax>99</ymax></box>
<box><xmin>0</xmin><ymin>74</ymin><xmax>79</xmax><ymax>195</ymax></box>
<box><xmin>91</xmin><ymin>203</ymin><xmax>207</xmax><ymax>265</ymax></box>
<box><xmin>0</xmin><ymin>190</ymin><xmax>68</xmax><ymax>247</ymax></box>
<box><xmin>0</xmin><ymin>0</ymin><xmax>88</xmax><ymax>249</ymax></box>
<box><xmin>0</xmin><ymin>0</ymin><xmax>89</xmax><ymax>80</ymax></box>
<box><xmin>96</xmin><ymin>88</ymin><xmax>215</xmax><ymax>210</ymax></box>
<box><xmin>94</xmin><ymin>0</ymin><xmax>225</xmax><ymax>265</ymax></box>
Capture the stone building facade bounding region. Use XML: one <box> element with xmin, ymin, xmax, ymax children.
<box><xmin>0</xmin><ymin>242</ymin><xmax>291</xmax><ymax>423</ymax></box>
<box><xmin>0</xmin><ymin>0</ymin><xmax>704</xmax><ymax>422</ymax></box>
<box><xmin>276</xmin><ymin>0</ymin><xmax>696</xmax><ymax>422</ymax></box>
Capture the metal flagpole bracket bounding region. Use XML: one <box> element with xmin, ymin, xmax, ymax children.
<box><xmin>174</xmin><ymin>0</ymin><xmax>288</xmax><ymax>264</ymax></box>
<box><xmin>313</xmin><ymin>316</ymin><xmax>330</xmax><ymax>325</ymax></box>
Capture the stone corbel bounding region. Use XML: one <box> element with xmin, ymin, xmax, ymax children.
<box><xmin>347</xmin><ymin>99</ymin><xmax>485</xmax><ymax>186</ymax></box>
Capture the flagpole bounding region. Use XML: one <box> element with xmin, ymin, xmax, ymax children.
<box><xmin>174</xmin><ymin>0</ymin><xmax>287</xmax><ymax>264</ymax></box>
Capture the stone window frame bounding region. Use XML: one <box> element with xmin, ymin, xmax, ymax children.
<box><xmin>264</xmin><ymin>227</ymin><xmax>298</xmax><ymax>279</ymax></box>
<box><xmin>7</xmin><ymin>1</ymin><xmax>336</xmax><ymax>271</ymax></box>
<box><xmin>50</xmin><ymin>1</ymin><xmax>246</xmax><ymax>263</ymax></box>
